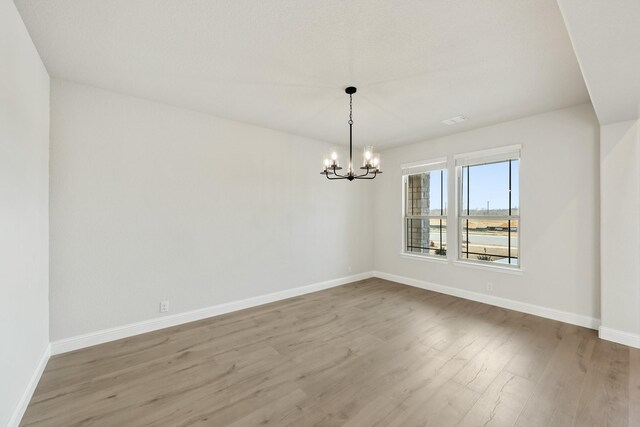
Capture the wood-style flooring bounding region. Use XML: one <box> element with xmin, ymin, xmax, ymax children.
<box><xmin>21</xmin><ymin>278</ymin><xmax>640</xmax><ymax>426</ymax></box>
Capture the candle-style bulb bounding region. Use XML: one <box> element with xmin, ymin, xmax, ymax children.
<box><xmin>372</xmin><ymin>153</ymin><xmax>381</xmax><ymax>170</ymax></box>
<box><xmin>363</xmin><ymin>146</ymin><xmax>374</xmax><ymax>167</ymax></box>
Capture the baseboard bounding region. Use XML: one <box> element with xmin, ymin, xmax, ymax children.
<box><xmin>372</xmin><ymin>271</ymin><xmax>600</xmax><ymax>330</ymax></box>
<box><xmin>599</xmin><ymin>326</ymin><xmax>640</xmax><ymax>349</ymax></box>
<box><xmin>51</xmin><ymin>271</ymin><xmax>373</xmax><ymax>355</ymax></box>
<box><xmin>8</xmin><ymin>343</ymin><xmax>50</xmax><ymax>427</ymax></box>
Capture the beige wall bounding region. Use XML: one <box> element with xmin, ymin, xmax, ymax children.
<box><xmin>0</xmin><ymin>0</ymin><xmax>50</xmax><ymax>425</ymax></box>
<box><xmin>600</xmin><ymin>119</ymin><xmax>640</xmax><ymax>345</ymax></box>
<box><xmin>373</xmin><ymin>103</ymin><xmax>600</xmax><ymax>322</ymax></box>
<box><xmin>49</xmin><ymin>79</ymin><xmax>374</xmax><ymax>341</ymax></box>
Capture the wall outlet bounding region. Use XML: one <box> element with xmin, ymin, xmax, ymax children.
<box><xmin>159</xmin><ymin>300</ymin><xmax>170</xmax><ymax>313</ymax></box>
<box><xmin>486</xmin><ymin>283</ymin><xmax>493</xmax><ymax>292</ymax></box>
<box><xmin>348</xmin><ymin>265</ymin><xmax>352</xmax><ymax>273</ymax></box>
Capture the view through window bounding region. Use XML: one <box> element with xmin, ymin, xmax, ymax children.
<box><xmin>459</xmin><ymin>157</ymin><xmax>519</xmax><ymax>266</ymax></box>
<box><xmin>404</xmin><ymin>167</ymin><xmax>447</xmax><ymax>257</ymax></box>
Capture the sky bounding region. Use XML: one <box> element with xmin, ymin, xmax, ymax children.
<box><xmin>425</xmin><ymin>160</ymin><xmax>519</xmax><ymax>213</ymax></box>
<box><xmin>463</xmin><ymin>160</ymin><xmax>519</xmax><ymax>212</ymax></box>
<box><xmin>428</xmin><ymin>169</ymin><xmax>447</xmax><ymax>213</ymax></box>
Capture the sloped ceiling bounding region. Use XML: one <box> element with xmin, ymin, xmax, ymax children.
<box><xmin>15</xmin><ymin>0</ymin><xmax>590</xmax><ymax>148</ymax></box>
<box><xmin>558</xmin><ymin>0</ymin><xmax>640</xmax><ymax>125</ymax></box>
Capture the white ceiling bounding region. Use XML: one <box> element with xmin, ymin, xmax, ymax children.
<box><xmin>15</xmin><ymin>0</ymin><xmax>590</xmax><ymax>148</ymax></box>
<box><xmin>558</xmin><ymin>0</ymin><xmax>640</xmax><ymax>125</ymax></box>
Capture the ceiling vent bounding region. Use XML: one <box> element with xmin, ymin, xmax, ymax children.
<box><xmin>441</xmin><ymin>115</ymin><xmax>469</xmax><ymax>125</ymax></box>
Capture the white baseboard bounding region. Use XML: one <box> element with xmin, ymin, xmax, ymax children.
<box><xmin>8</xmin><ymin>344</ymin><xmax>50</xmax><ymax>427</ymax></box>
<box><xmin>51</xmin><ymin>271</ymin><xmax>373</xmax><ymax>355</ymax></box>
<box><xmin>373</xmin><ymin>271</ymin><xmax>600</xmax><ymax>330</ymax></box>
<box><xmin>599</xmin><ymin>326</ymin><xmax>640</xmax><ymax>349</ymax></box>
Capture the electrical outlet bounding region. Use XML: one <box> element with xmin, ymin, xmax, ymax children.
<box><xmin>486</xmin><ymin>283</ymin><xmax>493</xmax><ymax>292</ymax></box>
<box><xmin>348</xmin><ymin>265</ymin><xmax>352</xmax><ymax>273</ymax></box>
<box><xmin>160</xmin><ymin>301</ymin><xmax>170</xmax><ymax>313</ymax></box>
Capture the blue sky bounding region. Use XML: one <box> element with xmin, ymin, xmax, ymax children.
<box><xmin>428</xmin><ymin>170</ymin><xmax>447</xmax><ymax>213</ymax></box>
<box><xmin>425</xmin><ymin>160</ymin><xmax>519</xmax><ymax>213</ymax></box>
<box><xmin>463</xmin><ymin>160</ymin><xmax>519</xmax><ymax>211</ymax></box>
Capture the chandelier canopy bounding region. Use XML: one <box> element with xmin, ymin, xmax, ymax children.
<box><xmin>321</xmin><ymin>87</ymin><xmax>382</xmax><ymax>181</ymax></box>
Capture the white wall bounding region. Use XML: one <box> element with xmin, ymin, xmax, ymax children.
<box><xmin>0</xmin><ymin>0</ymin><xmax>50</xmax><ymax>425</ymax></box>
<box><xmin>600</xmin><ymin>119</ymin><xmax>640</xmax><ymax>343</ymax></box>
<box><xmin>374</xmin><ymin>104</ymin><xmax>600</xmax><ymax>322</ymax></box>
<box><xmin>49</xmin><ymin>79</ymin><xmax>373</xmax><ymax>341</ymax></box>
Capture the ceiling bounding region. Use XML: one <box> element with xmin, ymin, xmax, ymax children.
<box><xmin>558</xmin><ymin>0</ymin><xmax>640</xmax><ymax>125</ymax></box>
<box><xmin>15</xmin><ymin>0</ymin><xmax>590</xmax><ymax>148</ymax></box>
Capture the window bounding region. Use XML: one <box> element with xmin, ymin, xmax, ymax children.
<box><xmin>456</xmin><ymin>147</ymin><xmax>520</xmax><ymax>267</ymax></box>
<box><xmin>402</xmin><ymin>160</ymin><xmax>447</xmax><ymax>257</ymax></box>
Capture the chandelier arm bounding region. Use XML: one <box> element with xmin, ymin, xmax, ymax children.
<box><xmin>354</xmin><ymin>170</ymin><xmax>378</xmax><ymax>180</ymax></box>
<box><xmin>324</xmin><ymin>169</ymin><xmax>347</xmax><ymax>180</ymax></box>
<box><xmin>352</xmin><ymin>167</ymin><xmax>371</xmax><ymax>179</ymax></box>
<box><xmin>325</xmin><ymin>173</ymin><xmax>346</xmax><ymax>180</ymax></box>
<box><xmin>331</xmin><ymin>165</ymin><xmax>348</xmax><ymax>178</ymax></box>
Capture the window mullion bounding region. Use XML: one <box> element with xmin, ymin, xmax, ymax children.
<box><xmin>466</xmin><ymin>166</ymin><xmax>470</xmax><ymax>259</ymax></box>
<box><xmin>508</xmin><ymin>160</ymin><xmax>512</xmax><ymax>264</ymax></box>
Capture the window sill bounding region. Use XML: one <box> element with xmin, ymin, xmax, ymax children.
<box><xmin>453</xmin><ymin>260</ymin><xmax>523</xmax><ymax>275</ymax></box>
<box><xmin>400</xmin><ymin>253</ymin><xmax>449</xmax><ymax>264</ymax></box>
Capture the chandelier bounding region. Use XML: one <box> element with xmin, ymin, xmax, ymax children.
<box><xmin>321</xmin><ymin>87</ymin><xmax>382</xmax><ymax>181</ymax></box>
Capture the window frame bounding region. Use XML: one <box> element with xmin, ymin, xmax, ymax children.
<box><xmin>401</xmin><ymin>159</ymin><xmax>448</xmax><ymax>260</ymax></box>
<box><xmin>455</xmin><ymin>146</ymin><xmax>521</xmax><ymax>269</ymax></box>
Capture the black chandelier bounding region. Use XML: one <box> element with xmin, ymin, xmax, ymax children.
<box><xmin>321</xmin><ymin>87</ymin><xmax>382</xmax><ymax>180</ymax></box>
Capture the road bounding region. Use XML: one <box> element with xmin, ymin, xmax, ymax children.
<box><xmin>427</xmin><ymin>231</ymin><xmax>518</xmax><ymax>247</ymax></box>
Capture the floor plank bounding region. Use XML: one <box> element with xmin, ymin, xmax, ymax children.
<box><xmin>630</xmin><ymin>348</ymin><xmax>640</xmax><ymax>425</ymax></box>
<box><xmin>20</xmin><ymin>278</ymin><xmax>640</xmax><ymax>426</ymax></box>
<box><xmin>458</xmin><ymin>370</ymin><xmax>535</xmax><ymax>427</ymax></box>
<box><xmin>574</xmin><ymin>340</ymin><xmax>630</xmax><ymax>426</ymax></box>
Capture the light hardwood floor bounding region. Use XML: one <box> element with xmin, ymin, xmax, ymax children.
<box><xmin>22</xmin><ymin>278</ymin><xmax>640</xmax><ymax>426</ymax></box>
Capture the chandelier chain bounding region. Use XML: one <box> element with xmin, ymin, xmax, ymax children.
<box><xmin>348</xmin><ymin>94</ymin><xmax>353</xmax><ymax>125</ymax></box>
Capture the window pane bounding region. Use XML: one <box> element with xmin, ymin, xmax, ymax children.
<box><xmin>511</xmin><ymin>160</ymin><xmax>519</xmax><ymax>215</ymax></box>
<box><xmin>459</xmin><ymin>219</ymin><xmax>518</xmax><ymax>265</ymax></box>
<box><xmin>461</xmin><ymin>160</ymin><xmax>518</xmax><ymax>216</ymax></box>
<box><xmin>406</xmin><ymin>170</ymin><xmax>447</xmax><ymax>216</ymax></box>
<box><xmin>406</xmin><ymin>218</ymin><xmax>447</xmax><ymax>256</ymax></box>
<box><xmin>461</xmin><ymin>165</ymin><xmax>468</xmax><ymax>214</ymax></box>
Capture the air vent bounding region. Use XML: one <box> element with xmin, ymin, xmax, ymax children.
<box><xmin>441</xmin><ymin>115</ymin><xmax>468</xmax><ymax>125</ymax></box>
